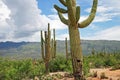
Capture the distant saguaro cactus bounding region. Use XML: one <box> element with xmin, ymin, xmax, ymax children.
<box><xmin>41</xmin><ymin>23</ymin><xmax>56</xmax><ymax>73</ymax></box>
<box><xmin>65</xmin><ymin>37</ymin><xmax>68</xmax><ymax>60</ymax></box>
<box><xmin>54</xmin><ymin>0</ymin><xmax>98</xmax><ymax>79</ymax></box>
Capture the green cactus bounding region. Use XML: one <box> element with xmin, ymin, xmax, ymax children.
<box><xmin>41</xmin><ymin>23</ymin><xmax>51</xmax><ymax>73</ymax></box>
<box><xmin>54</xmin><ymin>0</ymin><xmax>98</xmax><ymax>79</ymax></box>
<box><xmin>51</xmin><ymin>29</ymin><xmax>56</xmax><ymax>59</ymax></box>
<box><xmin>65</xmin><ymin>37</ymin><xmax>68</xmax><ymax>60</ymax></box>
<box><xmin>53</xmin><ymin>29</ymin><xmax>57</xmax><ymax>58</ymax></box>
<box><xmin>41</xmin><ymin>23</ymin><xmax>56</xmax><ymax>73</ymax></box>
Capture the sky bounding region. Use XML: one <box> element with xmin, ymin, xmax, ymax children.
<box><xmin>0</xmin><ymin>0</ymin><xmax>120</xmax><ymax>42</ymax></box>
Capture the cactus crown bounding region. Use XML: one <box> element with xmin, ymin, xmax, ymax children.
<box><xmin>54</xmin><ymin>0</ymin><xmax>98</xmax><ymax>28</ymax></box>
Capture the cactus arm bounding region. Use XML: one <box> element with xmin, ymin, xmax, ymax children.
<box><xmin>44</xmin><ymin>31</ymin><xmax>47</xmax><ymax>59</ymax></box>
<box><xmin>47</xmin><ymin>23</ymin><xmax>51</xmax><ymax>60</ymax></box>
<box><xmin>76</xmin><ymin>6</ymin><xmax>80</xmax><ymax>23</ymax></box>
<box><xmin>54</xmin><ymin>5</ymin><xmax>68</xmax><ymax>13</ymax></box>
<box><xmin>59</xmin><ymin>0</ymin><xmax>67</xmax><ymax>7</ymax></box>
<box><xmin>51</xmin><ymin>39</ymin><xmax>53</xmax><ymax>58</ymax></box>
<box><xmin>48</xmin><ymin>23</ymin><xmax>51</xmax><ymax>41</ymax></box>
<box><xmin>53</xmin><ymin>29</ymin><xmax>56</xmax><ymax>58</ymax></box>
<box><xmin>54</xmin><ymin>41</ymin><xmax>56</xmax><ymax>58</ymax></box>
<box><xmin>58</xmin><ymin>12</ymin><xmax>68</xmax><ymax>25</ymax></box>
<box><xmin>53</xmin><ymin>29</ymin><xmax>55</xmax><ymax>42</ymax></box>
<box><xmin>78</xmin><ymin>0</ymin><xmax>98</xmax><ymax>28</ymax></box>
<box><xmin>66</xmin><ymin>0</ymin><xmax>76</xmax><ymax>26</ymax></box>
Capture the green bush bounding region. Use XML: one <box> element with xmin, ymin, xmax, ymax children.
<box><xmin>0</xmin><ymin>58</ymin><xmax>45</xmax><ymax>79</ymax></box>
<box><xmin>49</xmin><ymin>56</ymin><xmax>72</xmax><ymax>72</ymax></box>
<box><xmin>0</xmin><ymin>52</ymin><xmax>120</xmax><ymax>79</ymax></box>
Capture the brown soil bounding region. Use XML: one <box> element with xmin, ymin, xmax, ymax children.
<box><xmin>48</xmin><ymin>68</ymin><xmax>120</xmax><ymax>80</ymax></box>
<box><xmin>87</xmin><ymin>68</ymin><xmax>120</xmax><ymax>80</ymax></box>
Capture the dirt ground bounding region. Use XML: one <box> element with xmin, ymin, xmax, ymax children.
<box><xmin>48</xmin><ymin>68</ymin><xmax>120</xmax><ymax>80</ymax></box>
<box><xmin>87</xmin><ymin>68</ymin><xmax>120</xmax><ymax>80</ymax></box>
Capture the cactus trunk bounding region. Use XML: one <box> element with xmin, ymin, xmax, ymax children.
<box><xmin>69</xmin><ymin>26</ymin><xmax>83</xmax><ymax>80</ymax></box>
<box><xmin>44</xmin><ymin>31</ymin><xmax>50</xmax><ymax>73</ymax></box>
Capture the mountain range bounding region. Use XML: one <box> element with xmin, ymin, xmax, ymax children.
<box><xmin>0</xmin><ymin>40</ymin><xmax>120</xmax><ymax>59</ymax></box>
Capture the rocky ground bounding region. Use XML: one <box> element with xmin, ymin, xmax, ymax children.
<box><xmin>33</xmin><ymin>68</ymin><xmax>120</xmax><ymax>80</ymax></box>
<box><xmin>50</xmin><ymin>68</ymin><xmax>120</xmax><ymax>80</ymax></box>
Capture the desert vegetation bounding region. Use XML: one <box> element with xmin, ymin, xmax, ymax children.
<box><xmin>0</xmin><ymin>52</ymin><xmax>120</xmax><ymax>80</ymax></box>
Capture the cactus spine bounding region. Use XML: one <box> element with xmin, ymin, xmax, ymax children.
<box><xmin>54</xmin><ymin>0</ymin><xmax>98</xmax><ymax>79</ymax></box>
<box><xmin>41</xmin><ymin>23</ymin><xmax>56</xmax><ymax>73</ymax></box>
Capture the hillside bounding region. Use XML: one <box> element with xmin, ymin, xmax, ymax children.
<box><xmin>0</xmin><ymin>40</ymin><xmax>120</xmax><ymax>58</ymax></box>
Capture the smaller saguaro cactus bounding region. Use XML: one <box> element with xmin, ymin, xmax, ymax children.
<box><xmin>65</xmin><ymin>37</ymin><xmax>68</xmax><ymax>60</ymax></box>
<box><xmin>41</xmin><ymin>23</ymin><xmax>56</xmax><ymax>73</ymax></box>
<box><xmin>41</xmin><ymin>23</ymin><xmax>51</xmax><ymax>73</ymax></box>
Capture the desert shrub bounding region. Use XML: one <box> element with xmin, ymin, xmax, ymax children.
<box><xmin>94</xmin><ymin>59</ymin><xmax>105</xmax><ymax>68</ymax></box>
<box><xmin>83</xmin><ymin>57</ymin><xmax>90</xmax><ymax>75</ymax></box>
<box><xmin>0</xmin><ymin>58</ymin><xmax>45</xmax><ymax>80</ymax></box>
<box><xmin>103</xmin><ymin>55</ymin><xmax>118</xmax><ymax>67</ymax></box>
<box><xmin>111</xmin><ymin>64</ymin><xmax>120</xmax><ymax>70</ymax></box>
<box><xmin>49</xmin><ymin>56</ymin><xmax>72</xmax><ymax>72</ymax></box>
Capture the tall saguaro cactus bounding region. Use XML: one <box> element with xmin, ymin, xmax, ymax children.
<box><xmin>54</xmin><ymin>0</ymin><xmax>98</xmax><ymax>80</ymax></box>
<box><xmin>41</xmin><ymin>23</ymin><xmax>56</xmax><ymax>73</ymax></box>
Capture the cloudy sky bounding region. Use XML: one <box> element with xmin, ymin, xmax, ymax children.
<box><xmin>0</xmin><ymin>0</ymin><xmax>120</xmax><ymax>42</ymax></box>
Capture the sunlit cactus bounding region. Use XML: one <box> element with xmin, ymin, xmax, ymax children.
<box><xmin>65</xmin><ymin>37</ymin><xmax>68</xmax><ymax>60</ymax></box>
<box><xmin>41</xmin><ymin>23</ymin><xmax>56</xmax><ymax>73</ymax></box>
<box><xmin>54</xmin><ymin>0</ymin><xmax>98</xmax><ymax>79</ymax></box>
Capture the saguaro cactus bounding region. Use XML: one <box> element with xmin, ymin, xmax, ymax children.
<box><xmin>54</xmin><ymin>0</ymin><xmax>98</xmax><ymax>80</ymax></box>
<box><xmin>65</xmin><ymin>37</ymin><xmax>68</xmax><ymax>60</ymax></box>
<box><xmin>41</xmin><ymin>23</ymin><xmax>51</xmax><ymax>73</ymax></box>
<box><xmin>41</xmin><ymin>23</ymin><xmax>56</xmax><ymax>73</ymax></box>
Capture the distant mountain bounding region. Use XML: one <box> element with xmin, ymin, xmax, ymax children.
<box><xmin>0</xmin><ymin>41</ymin><xmax>29</xmax><ymax>49</ymax></box>
<box><xmin>0</xmin><ymin>40</ymin><xmax>120</xmax><ymax>59</ymax></box>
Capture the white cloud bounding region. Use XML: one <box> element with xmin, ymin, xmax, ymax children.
<box><xmin>2</xmin><ymin>0</ymin><xmax>48</xmax><ymax>39</ymax></box>
<box><xmin>83</xmin><ymin>0</ymin><xmax>120</xmax><ymax>23</ymax></box>
<box><xmin>85</xmin><ymin>6</ymin><xmax>113</xmax><ymax>13</ymax></box>
<box><xmin>0</xmin><ymin>0</ymin><xmax>10</xmax><ymax>21</ymax></box>
<box><xmin>101</xmin><ymin>0</ymin><xmax>120</xmax><ymax>10</ymax></box>
<box><xmin>0</xmin><ymin>0</ymin><xmax>67</xmax><ymax>42</ymax></box>
<box><xmin>56</xmin><ymin>33</ymin><xmax>69</xmax><ymax>40</ymax></box>
<box><xmin>0</xmin><ymin>0</ymin><xmax>12</xmax><ymax>39</ymax></box>
<box><xmin>84</xmin><ymin>26</ymin><xmax>120</xmax><ymax>40</ymax></box>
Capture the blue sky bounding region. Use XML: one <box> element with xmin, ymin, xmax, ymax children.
<box><xmin>0</xmin><ymin>0</ymin><xmax>120</xmax><ymax>42</ymax></box>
